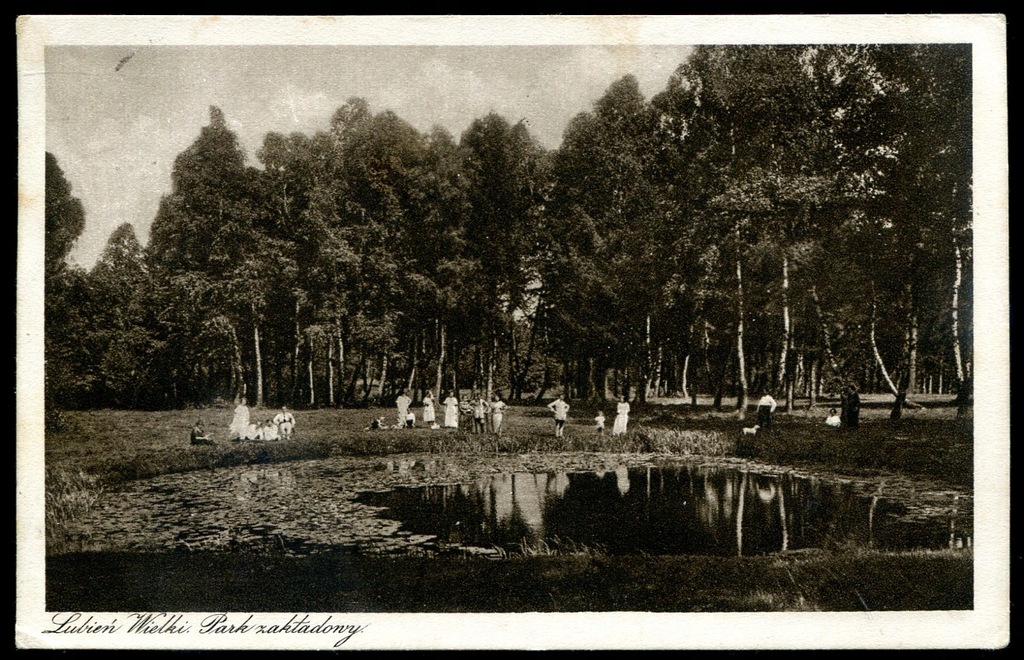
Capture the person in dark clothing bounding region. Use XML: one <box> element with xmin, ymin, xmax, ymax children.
<box><xmin>845</xmin><ymin>385</ymin><xmax>861</xmax><ymax>428</ymax></box>
<box><xmin>190</xmin><ymin>419</ymin><xmax>214</xmax><ymax>445</ymax></box>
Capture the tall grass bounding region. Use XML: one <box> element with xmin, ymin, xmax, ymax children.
<box><xmin>567</xmin><ymin>426</ymin><xmax>734</xmax><ymax>455</ymax></box>
<box><xmin>515</xmin><ymin>536</ymin><xmax>608</xmax><ymax>558</ymax></box>
<box><xmin>45</xmin><ymin>467</ymin><xmax>104</xmax><ymax>552</ymax></box>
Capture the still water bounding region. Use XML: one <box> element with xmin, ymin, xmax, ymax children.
<box><xmin>358</xmin><ymin>465</ymin><xmax>971</xmax><ymax>556</ymax></box>
<box><xmin>61</xmin><ymin>458</ymin><xmax>971</xmax><ymax>557</ymax></box>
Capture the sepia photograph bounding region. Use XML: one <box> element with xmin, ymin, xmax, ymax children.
<box><xmin>17</xmin><ymin>15</ymin><xmax>1008</xmax><ymax>650</ymax></box>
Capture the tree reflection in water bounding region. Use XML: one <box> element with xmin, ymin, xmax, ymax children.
<box><xmin>358</xmin><ymin>464</ymin><xmax>971</xmax><ymax>556</ymax></box>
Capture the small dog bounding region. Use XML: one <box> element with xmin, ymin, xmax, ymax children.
<box><xmin>742</xmin><ymin>425</ymin><xmax>760</xmax><ymax>436</ymax></box>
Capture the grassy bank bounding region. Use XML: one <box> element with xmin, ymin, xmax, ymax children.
<box><xmin>46</xmin><ymin>395</ymin><xmax>971</xmax><ymax>484</ymax></box>
<box><xmin>47</xmin><ymin>546</ymin><xmax>972</xmax><ymax>612</ymax></box>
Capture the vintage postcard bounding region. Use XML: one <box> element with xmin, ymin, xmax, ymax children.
<box><xmin>17</xmin><ymin>15</ymin><xmax>1008</xmax><ymax>650</ymax></box>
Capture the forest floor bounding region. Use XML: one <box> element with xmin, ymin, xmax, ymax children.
<box><xmin>41</xmin><ymin>393</ymin><xmax>974</xmax><ymax>612</ymax></box>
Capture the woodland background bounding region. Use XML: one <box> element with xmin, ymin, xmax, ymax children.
<box><xmin>43</xmin><ymin>44</ymin><xmax>973</xmax><ymax>419</ymax></box>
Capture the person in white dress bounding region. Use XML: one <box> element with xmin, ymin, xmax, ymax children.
<box><xmin>825</xmin><ymin>408</ymin><xmax>841</xmax><ymax>428</ymax></box>
<box><xmin>229</xmin><ymin>398</ymin><xmax>250</xmax><ymax>440</ymax></box>
<box><xmin>273</xmin><ymin>406</ymin><xmax>295</xmax><ymax>439</ymax></box>
<box><xmin>490</xmin><ymin>395</ymin><xmax>508</xmax><ymax>435</ymax></box>
<box><xmin>612</xmin><ymin>396</ymin><xmax>630</xmax><ymax>436</ymax></box>
<box><xmin>422</xmin><ymin>391</ymin><xmax>436</xmax><ymax>426</ymax></box>
<box><xmin>443</xmin><ymin>391</ymin><xmax>459</xmax><ymax>429</ymax></box>
<box><xmin>396</xmin><ymin>391</ymin><xmax>413</xmax><ymax>427</ymax></box>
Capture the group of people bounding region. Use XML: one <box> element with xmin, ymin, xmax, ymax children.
<box><xmin>823</xmin><ymin>384</ymin><xmax>863</xmax><ymax>428</ymax></box>
<box><xmin>369</xmin><ymin>390</ymin><xmax>633</xmax><ymax>438</ymax></box>
<box><xmin>752</xmin><ymin>384</ymin><xmax>862</xmax><ymax>433</ymax></box>
<box><xmin>223</xmin><ymin>399</ymin><xmax>296</xmax><ymax>443</ymax></box>
<box><xmin>824</xmin><ymin>385</ymin><xmax>863</xmax><ymax>428</ymax></box>
<box><xmin>365</xmin><ymin>390</ymin><xmax>511</xmax><ymax>434</ymax></box>
<box><xmin>548</xmin><ymin>394</ymin><xmax>632</xmax><ymax>438</ymax></box>
<box><xmin>366</xmin><ymin>390</ymin><xmax>433</xmax><ymax>430</ymax></box>
<box><xmin>443</xmin><ymin>391</ymin><xmax>508</xmax><ymax>434</ymax></box>
<box><xmin>188</xmin><ymin>399</ymin><xmax>296</xmax><ymax>445</ymax></box>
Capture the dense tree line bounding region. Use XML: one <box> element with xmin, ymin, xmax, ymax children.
<box><xmin>44</xmin><ymin>44</ymin><xmax>972</xmax><ymax>415</ymax></box>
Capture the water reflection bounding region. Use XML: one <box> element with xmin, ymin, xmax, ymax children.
<box><xmin>358</xmin><ymin>464</ymin><xmax>973</xmax><ymax>557</ymax></box>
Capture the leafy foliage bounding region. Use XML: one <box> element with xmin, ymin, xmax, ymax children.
<box><xmin>44</xmin><ymin>46</ymin><xmax>972</xmax><ymax>413</ymax></box>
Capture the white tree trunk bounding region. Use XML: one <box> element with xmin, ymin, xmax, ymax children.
<box><xmin>378</xmin><ymin>354</ymin><xmax>388</xmax><ymax>400</ymax></box>
<box><xmin>226</xmin><ymin>320</ymin><xmax>245</xmax><ymax>402</ymax></box>
<box><xmin>486</xmin><ymin>336</ymin><xmax>496</xmax><ymax>400</ymax></box>
<box><xmin>908</xmin><ymin>308</ymin><xmax>919</xmax><ymax>394</ymax></box>
<box><xmin>327</xmin><ymin>339</ymin><xmax>335</xmax><ymax>406</ymax></box>
<box><xmin>406</xmin><ymin>335</ymin><xmax>418</xmax><ymax>394</ymax></box>
<box><xmin>644</xmin><ymin>315</ymin><xmax>654</xmax><ymax>401</ymax></box>
<box><xmin>435</xmin><ymin>321</ymin><xmax>445</xmax><ymax>398</ymax></box>
<box><xmin>253</xmin><ymin>320</ymin><xmax>263</xmax><ymax>408</ymax></box>
<box><xmin>652</xmin><ymin>345</ymin><xmax>663</xmax><ymax>398</ymax></box>
<box><xmin>778</xmin><ymin>254</ymin><xmax>790</xmax><ymax>392</ymax></box>
<box><xmin>336</xmin><ymin>326</ymin><xmax>345</xmax><ymax>405</ymax></box>
<box><xmin>735</xmin><ymin>242</ymin><xmax>749</xmax><ymax>418</ymax></box>
<box><xmin>870</xmin><ymin>297</ymin><xmax>900</xmax><ymax>395</ymax></box>
<box><xmin>681</xmin><ymin>353</ymin><xmax>690</xmax><ymax>400</ymax></box>
<box><xmin>307</xmin><ymin>333</ymin><xmax>315</xmax><ymax>406</ymax></box>
<box><xmin>808</xmin><ymin>359</ymin><xmax>818</xmax><ymax>408</ymax></box>
<box><xmin>292</xmin><ymin>301</ymin><xmax>302</xmax><ymax>403</ymax></box>
<box><xmin>951</xmin><ymin>240</ymin><xmax>966</xmax><ymax>383</ymax></box>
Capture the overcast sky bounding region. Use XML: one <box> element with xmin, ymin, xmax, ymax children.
<box><xmin>46</xmin><ymin>45</ymin><xmax>694</xmax><ymax>269</ymax></box>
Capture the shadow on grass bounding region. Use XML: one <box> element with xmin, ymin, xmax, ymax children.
<box><xmin>47</xmin><ymin>547</ymin><xmax>972</xmax><ymax>613</ymax></box>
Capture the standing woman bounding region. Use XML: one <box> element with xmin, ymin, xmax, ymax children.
<box><xmin>422</xmin><ymin>391</ymin><xmax>437</xmax><ymax>427</ymax></box>
<box><xmin>612</xmin><ymin>395</ymin><xmax>630</xmax><ymax>436</ymax></box>
<box><xmin>229</xmin><ymin>397</ymin><xmax>250</xmax><ymax>440</ymax></box>
<box><xmin>443</xmin><ymin>390</ymin><xmax>460</xmax><ymax>429</ymax></box>
<box><xmin>396</xmin><ymin>390</ymin><xmax>413</xmax><ymax>428</ymax></box>
<box><xmin>490</xmin><ymin>394</ymin><xmax>507</xmax><ymax>436</ymax></box>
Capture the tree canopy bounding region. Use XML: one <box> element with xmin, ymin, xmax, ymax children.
<box><xmin>44</xmin><ymin>44</ymin><xmax>973</xmax><ymax>414</ymax></box>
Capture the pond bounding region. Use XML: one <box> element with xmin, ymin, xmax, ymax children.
<box><xmin>357</xmin><ymin>464</ymin><xmax>972</xmax><ymax>556</ymax></box>
<box><xmin>59</xmin><ymin>456</ymin><xmax>971</xmax><ymax>557</ymax></box>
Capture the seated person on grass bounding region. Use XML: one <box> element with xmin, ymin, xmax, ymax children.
<box><xmin>274</xmin><ymin>406</ymin><xmax>296</xmax><ymax>438</ymax></box>
<box><xmin>262</xmin><ymin>419</ymin><xmax>281</xmax><ymax>441</ymax></box>
<box><xmin>190</xmin><ymin>419</ymin><xmax>215</xmax><ymax>445</ymax></box>
<box><xmin>242</xmin><ymin>421</ymin><xmax>262</xmax><ymax>441</ymax></box>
